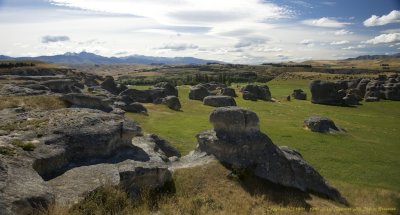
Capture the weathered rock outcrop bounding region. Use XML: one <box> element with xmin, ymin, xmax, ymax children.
<box><xmin>304</xmin><ymin>116</ymin><xmax>342</xmax><ymax>133</ymax></box>
<box><xmin>241</xmin><ymin>85</ymin><xmax>271</xmax><ymax>101</ymax></box>
<box><xmin>196</xmin><ymin>107</ymin><xmax>348</xmax><ymax>205</ymax></box>
<box><xmin>119</xmin><ymin>84</ymin><xmax>178</xmax><ymax>104</ymax></box>
<box><xmin>219</xmin><ymin>87</ymin><xmax>237</xmax><ymax>97</ymax></box>
<box><xmin>154</xmin><ymin>82</ymin><xmax>178</xmax><ymax>97</ymax></box>
<box><xmin>40</xmin><ymin>79</ymin><xmax>81</xmax><ymax>94</ymax></box>
<box><xmin>162</xmin><ymin>96</ymin><xmax>181</xmax><ymax>111</ymax></box>
<box><xmin>189</xmin><ymin>85</ymin><xmax>210</xmax><ymax>101</ymax></box>
<box><xmin>292</xmin><ymin>89</ymin><xmax>307</xmax><ymax>100</ymax></box>
<box><xmin>0</xmin><ymin>108</ymin><xmax>174</xmax><ymax>214</ymax></box>
<box><xmin>310</xmin><ymin>80</ymin><xmax>345</xmax><ymax>105</ymax></box>
<box><xmin>203</xmin><ymin>96</ymin><xmax>236</xmax><ymax>107</ymax></box>
<box><xmin>61</xmin><ymin>93</ymin><xmax>113</xmax><ymax>112</ymax></box>
<box><xmin>100</xmin><ymin>76</ymin><xmax>126</xmax><ymax>95</ymax></box>
<box><xmin>114</xmin><ymin>101</ymin><xmax>148</xmax><ymax>113</ymax></box>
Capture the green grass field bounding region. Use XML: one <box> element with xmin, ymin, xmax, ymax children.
<box><xmin>126</xmin><ymin>80</ymin><xmax>400</xmax><ymax>193</ymax></box>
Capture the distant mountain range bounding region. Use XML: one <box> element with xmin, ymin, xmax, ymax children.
<box><xmin>346</xmin><ymin>53</ymin><xmax>400</xmax><ymax>60</ymax></box>
<box><xmin>0</xmin><ymin>52</ymin><xmax>221</xmax><ymax>65</ymax></box>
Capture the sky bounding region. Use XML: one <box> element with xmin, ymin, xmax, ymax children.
<box><xmin>0</xmin><ymin>0</ymin><xmax>399</xmax><ymax>64</ymax></box>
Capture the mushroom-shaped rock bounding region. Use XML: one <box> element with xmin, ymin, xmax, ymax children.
<box><xmin>197</xmin><ymin>107</ymin><xmax>348</xmax><ymax>205</ymax></box>
<box><xmin>162</xmin><ymin>96</ymin><xmax>181</xmax><ymax>111</ymax></box>
<box><xmin>304</xmin><ymin>116</ymin><xmax>341</xmax><ymax>133</ymax></box>
<box><xmin>203</xmin><ymin>96</ymin><xmax>236</xmax><ymax>107</ymax></box>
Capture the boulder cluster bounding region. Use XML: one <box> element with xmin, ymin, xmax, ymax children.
<box><xmin>310</xmin><ymin>74</ymin><xmax>400</xmax><ymax>106</ymax></box>
<box><xmin>189</xmin><ymin>83</ymin><xmax>238</xmax><ymax>108</ymax></box>
<box><xmin>196</xmin><ymin>107</ymin><xmax>348</xmax><ymax>205</ymax></box>
<box><xmin>0</xmin><ymin>67</ymin><xmax>182</xmax><ymax>112</ymax></box>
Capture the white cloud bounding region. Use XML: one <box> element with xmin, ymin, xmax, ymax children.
<box><xmin>364</xmin><ymin>33</ymin><xmax>400</xmax><ymax>44</ymax></box>
<box><xmin>234</xmin><ymin>36</ymin><xmax>267</xmax><ymax>48</ymax></box>
<box><xmin>299</xmin><ymin>39</ymin><xmax>314</xmax><ymax>47</ymax></box>
<box><xmin>334</xmin><ymin>29</ymin><xmax>353</xmax><ymax>36</ymax></box>
<box><xmin>342</xmin><ymin>44</ymin><xmax>366</xmax><ymax>50</ymax></box>
<box><xmin>330</xmin><ymin>40</ymin><xmax>349</xmax><ymax>45</ymax></box>
<box><xmin>156</xmin><ymin>43</ymin><xmax>199</xmax><ymax>51</ymax></box>
<box><xmin>48</xmin><ymin>0</ymin><xmax>292</xmax><ymax>26</ymax></box>
<box><xmin>301</xmin><ymin>17</ymin><xmax>351</xmax><ymax>28</ymax></box>
<box><xmin>381</xmin><ymin>28</ymin><xmax>400</xmax><ymax>34</ymax></box>
<box><xmin>364</xmin><ymin>10</ymin><xmax>400</xmax><ymax>27</ymax></box>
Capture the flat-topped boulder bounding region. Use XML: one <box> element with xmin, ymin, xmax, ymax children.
<box><xmin>203</xmin><ymin>96</ymin><xmax>236</xmax><ymax>107</ymax></box>
<box><xmin>197</xmin><ymin>107</ymin><xmax>348</xmax><ymax>205</ymax></box>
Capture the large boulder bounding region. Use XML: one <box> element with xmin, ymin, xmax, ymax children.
<box><xmin>162</xmin><ymin>96</ymin><xmax>181</xmax><ymax>111</ymax></box>
<box><xmin>197</xmin><ymin>107</ymin><xmax>348</xmax><ymax>205</ymax></box>
<box><xmin>154</xmin><ymin>82</ymin><xmax>178</xmax><ymax>97</ymax></box>
<box><xmin>189</xmin><ymin>85</ymin><xmax>210</xmax><ymax>101</ymax></box>
<box><xmin>310</xmin><ymin>80</ymin><xmax>345</xmax><ymax>105</ymax></box>
<box><xmin>61</xmin><ymin>93</ymin><xmax>113</xmax><ymax>112</ymax></box>
<box><xmin>219</xmin><ymin>87</ymin><xmax>237</xmax><ymax>97</ymax></box>
<box><xmin>0</xmin><ymin>108</ymin><xmax>173</xmax><ymax>214</ymax></box>
<box><xmin>100</xmin><ymin>76</ymin><xmax>120</xmax><ymax>95</ymax></box>
<box><xmin>203</xmin><ymin>96</ymin><xmax>236</xmax><ymax>107</ymax></box>
<box><xmin>364</xmin><ymin>81</ymin><xmax>385</xmax><ymax>99</ymax></box>
<box><xmin>292</xmin><ymin>89</ymin><xmax>307</xmax><ymax>100</ymax></box>
<box><xmin>304</xmin><ymin>116</ymin><xmax>341</xmax><ymax>133</ymax></box>
<box><xmin>383</xmin><ymin>83</ymin><xmax>400</xmax><ymax>101</ymax></box>
<box><xmin>356</xmin><ymin>79</ymin><xmax>370</xmax><ymax>97</ymax></box>
<box><xmin>240</xmin><ymin>85</ymin><xmax>271</xmax><ymax>101</ymax></box>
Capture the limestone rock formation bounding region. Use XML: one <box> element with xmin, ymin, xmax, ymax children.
<box><xmin>61</xmin><ymin>93</ymin><xmax>113</xmax><ymax>112</ymax></box>
<box><xmin>240</xmin><ymin>85</ymin><xmax>271</xmax><ymax>101</ymax></box>
<box><xmin>219</xmin><ymin>87</ymin><xmax>237</xmax><ymax>97</ymax></box>
<box><xmin>154</xmin><ymin>82</ymin><xmax>178</xmax><ymax>97</ymax></box>
<box><xmin>196</xmin><ymin>107</ymin><xmax>348</xmax><ymax>205</ymax></box>
<box><xmin>189</xmin><ymin>85</ymin><xmax>210</xmax><ymax>101</ymax></box>
<box><xmin>292</xmin><ymin>89</ymin><xmax>307</xmax><ymax>100</ymax></box>
<box><xmin>203</xmin><ymin>96</ymin><xmax>236</xmax><ymax>107</ymax></box>
<box><xmin>0</xmin><ymin>108</ymin><xmax>173</xmax><ymax>214</ymax></box>
<box><xmin>304</xmin><ymin>116</ymin><xmax>341</xmax><ymax>133</ymax></box>
<box><xmin>100</xmin><ymin>76</ymin><xmax>126</xmax><ymax>95</ymax></box>
<box><xmin>114</xmin><ymin>101</ymin><xmax>148</xmax><ymax>113</ymax></box>
<box><xmin>162</xmin><ymin>96</ymin><xmax>181</xmax><ymax>111</ymax></box>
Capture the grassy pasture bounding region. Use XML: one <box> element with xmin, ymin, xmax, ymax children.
<box><xmin>127</xmin><ymin>79</ymin><xmax>400</xmax><ymax>194</ymax></box>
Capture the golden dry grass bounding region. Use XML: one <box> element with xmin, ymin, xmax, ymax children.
<box><xmin>0</xmin><ymin>95</ymin><xmax>67</xmax><ymax>111</ymax></box>
<box><xmin>46</xmin><ymin>161</ymin><xmax>399</xmax><ymax>215</ymax></box>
